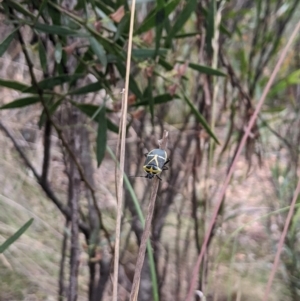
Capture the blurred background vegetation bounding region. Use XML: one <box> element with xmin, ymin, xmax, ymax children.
<box><xmin>0</xmin><ymin>0</ymin><xmax>300</xmax><ymax>300</ymax></box>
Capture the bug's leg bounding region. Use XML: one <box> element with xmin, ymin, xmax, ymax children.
<box><xmin>156</xmin><ymin>175</ymin><xmax>162</xmax><ymax>181</ymax></box>
<box><xmin>162</xmin><ymin>159</ymin><xmax>170</xmax><ymax>170</ymax></box>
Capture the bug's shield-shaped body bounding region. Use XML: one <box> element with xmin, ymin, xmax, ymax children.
<box><xmin>143</xmin><ymin>149</ymin><xmax>167</xmax><ymax>179</ymax></box>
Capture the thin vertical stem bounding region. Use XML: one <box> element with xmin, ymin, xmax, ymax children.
<box><xmin>112</xmin><ymin>1</ymin><xmax>137</xmax><ymax>300</ymax></box>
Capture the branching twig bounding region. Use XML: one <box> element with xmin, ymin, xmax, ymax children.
<box><xmin>10</xmin><ymin>16</ymin><xmax>111</xmax><ymax>250</ymax></box>
<box><xmin>0</xmin><ymin>121</ymin><xmax>90</xmax><ymax>237</ymax></box>
<box><xmin>129</xmin><ymin>130</ymin><xmax>169</xmax><ymax>301</ymax></box>
<box><xmin>185</xmin><ymin>18</ymin><xmax>300</xmax><ymax>301</ymax></box>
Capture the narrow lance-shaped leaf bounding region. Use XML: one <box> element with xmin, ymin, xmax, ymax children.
<box><xmin>0</xmin><ymin>96</ymin><xmax>44</xmax><ymax>110</ymax></box>
<box><xmin>165</xmin><ymin>0</ymin><xmax>197</xmax><ymax>47</ymax></box>
<box><xmin>188</xmin><ymin>62</ymin><xmax>226</xmax><ymax>76</ymax></box>
<box><xmin>34</xmin><ymin>0</ymin><xmax>49</xmax><ymax>23</ymax></box>
<box><xmin>23</xmin><ymin>74</ymin><xmax>84</xmax><ymax>93</ymax></box>
<box><xmin>71</xmin><ymin>102</ymin><xmax>118</xmax><ymax>133</ymax></box>
<box><xmin>182</xmin><ymin>92</ymin><xmax>219</xmax><ymax>144</ymax></box>
<box><xmin>34</xmin><ymin>23</ymin><xmax>89</xmax><ymax>37</ymax></box>
<box><xmin>135</xmin><ymin>0</ymin><xmax>181</xmax><ymax>35</ymax></box>
<box><xmin>0</xmin><ymin>78</ymin><xmax>29</xmax><ymax>91</ymax></box>
<box><xmin>155</xmin><ymin>1</ymin><xmax>165</xmax><ymax>58</ymax></box>
<box><xmin>55</xmin><ymin>42</ymin><xmax>62</xmax><ymax>64</ymax></box>
<box><xmin>69</xmin><ymin>82</ymin><xmax>102</xmax><ymax>95</ymax></box>
<box><xmin>0</xmin><ymin>219</ymin><xmax>34</xmax><ymax>253</ymax></box>
<box><xmin>38</xmin><ymin>39</ymin><xmax>47</xmax><ymax>72</ymax></box>
<box><xmin>90</xmin><ymin>37</ymin><xmax>107</xmax><ymax>69</ymax></box>
<box><xmin>97</xmin><ymin>106</ymin><xmax>107</xmax><ymax>167</ymax></box>
<box><xmin>132</xmin><ymin>48</ymin><xmax>168</xmax><ymax>59</ymax></box>
<box><xmin>0</xmin><ymin>28</ymin><xmax>18</xmax><ymax>57</ymax></box>
<box><xmin>132</xmin><ymin>93</ymin><xmax>177</xmax><ymax>107</ymax></box>
<box><xmin>206</xmin><ymin>0</ymin><xmax>216</xmax><ymax>55</ymax></box>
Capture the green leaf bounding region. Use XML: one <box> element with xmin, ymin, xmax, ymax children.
<box><xmin>23</xmin><ymin>74</ymin><xmax>84</xmax><ymax>93</ymax></box>
<box><xmin>106</xmin><ymin>118</ymin><xmax>118</xmax><ymax>133</ymax></box>
<box><xmin>205</xmin><ymin>0</ymin><xmax>216</xmax><ymax>54</ymax></box>
<box><xmin>131</xmin><ymin>93</ymin><xmax>177</xmax><ymax>107</ymax></box>
<box><xmin>71</xmin><ymin>102</ymin><xmax>118</xmax><ymax>132</ymax></box>
<box><xmin>268</xmin><ymin>69</ymin><xmax>300</xmax><ymax>97</ymax></box>
<box><xmin>0</xmin><ymin>96</ymin><xmax>44</xmax><ymax>109</ymax></box>
<box><xmin>34</xmin><ymin>0</ymin><xmax>49</xmax><ymax>23</ymax></box>
<box><xmin>114</xmin><ymin>12</ymin><xmax>130</xmax><ymax>42</ymax></box>
<box><xmin>0</xmin><ymin>78</ymin><xmax>29</xmax><ymax>91</ymax></box>
<box><xmin>96</xmin><ymin>107</ymin><xmax>107</xmax><ymax>167</ymax></box>
<box><xmin>72</xmin><ymin>103</ymin><xmax>100</xmax><ymax>117</ymax></box>
<box><xmin>155</xmin><ymin>10</ymin><xmax>164</xmax><ymax>58</ymax></box>
<box><xmin>188</xmin><ymin>62</ymin><xmax>226</xmax><ymax>76</ymax></box>
<box><xmin>0</xmin><ymin>29</ymin><xmax>18</xmax><ymax>57</ymax></box>
<box><xmin>55</xmin><ymin>42</ymin><xmax>62</xmax><ymax>64</ymax></box>
<box><xmin>6</xmin><ymin>0</ymin><xmax>35</xmax><ymax>18</ymax></box>
<box><xmin>69</xmin><ymin>82</ymin><xmax>102</xmax><ymax>95</ymax></box>
<box><xmin>183</xmin><ymin>93</ymin><xmax>219</xmax><ymax>144</ymax></box>
<box><xmin>90</xmin><ymin>37</ymin><xmax>107</xmax><ymax>69</ymax></box>
<box><xmin>0</xmin><ymin>219</ymin><xmax>34</xmax><ymax>253</ymax></box>
<box><xmin>172</xmin><ymin>31</ymin><xmax>199</xmax><ymax>39</ymax></box>
<box><xmin>34</xmin><ymin>23</ymin><xmax>88</xmax><ymax>37</ymax></box>
<box><xmin>165</xmin><ymin>0</ymin><xmax>197</xmax><ymax>46</ymax></box>
<box><xmin>38</xmin><ymin>39</ymin><xmax>47</xmax><ymax>72</ymax></box>
<box><xmin>135</xmin><ymin>0</ymin><xmax>181</xmax><ymax>35</ymax></box>
<box><xmin>132</xmin><ymin>48</ymin><xmax>167</xmax><ymax>59</ymax></box>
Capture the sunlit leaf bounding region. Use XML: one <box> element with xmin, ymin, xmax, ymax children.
<box><xmin>0</xmin><ymin>219</ymin><xmax>34</xmax><ymax>253</ymax></box>
<box><xmin>268</xmin><ymin>69</ymin><xmax>300</xmax><ymax>97</ymax></box>
<box><xmin>55</xmin><ymin>42</ymin><xmax>62</xmax><ymax>63</ymax></box>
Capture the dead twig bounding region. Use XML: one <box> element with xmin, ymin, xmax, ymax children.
<box><xmin>112</xmin><ymin>0</ymin><xmax>137</xmax><ymax>299</ymax></box>
<box><xmin>129</xmin><ymin>130</ymin><xmax>169</xmax><ymax>301</ymax></box>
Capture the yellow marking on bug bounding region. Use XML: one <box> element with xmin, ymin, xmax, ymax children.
<box><xmin>143</xmin><ymin>164</ymin><xmax>162</xmax><ymax>175</ymax></box>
